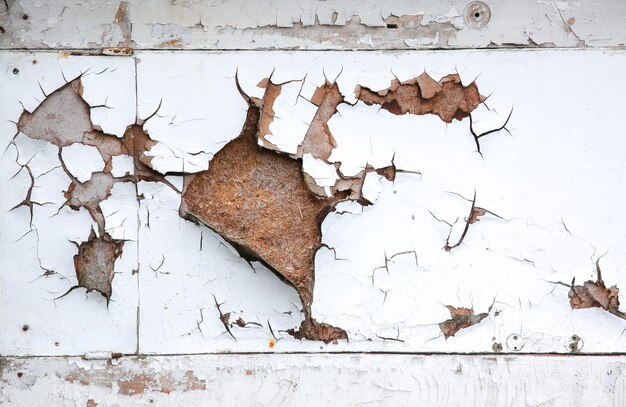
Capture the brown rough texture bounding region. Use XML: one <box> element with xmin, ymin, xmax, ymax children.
<box><xmin>375</xmin><ymin>165</ymin><xmax>397</xmax><ymax>182</ymax></box>
<box><xmin>64</xmin><ymin>365</ymin><xmax>205</xmax><ymax>395</ymax></box>
<box><xmin>568</xmin><ymin>261</ymin><xmax>623</xmax><ymax>319</ymax></box>
<box><xmin>181</xmin><ymin>105</ymin><xmax>347</xmax><ymax>342</ymax></box>
<box><xmin>356</xmin><ymin>73</ymin><xmax>484</xmax><ymax>123</ymax></box>
<box><xmin>288</xmin><ymin>318</ymin><xmax>349</xmax><ymax>344</ymax></box>
<box><xmin>256</xmin><ymin>79</ymin><xmax>282</xmax><ymax>152</ymax></box>
<box><xmin>69</xmin><ymin>230</ymin><xmax>123</xmax><ymax>304</ymax></box>
<box><xmin>439</xmin><ymin>306</ymin><xmax>488</xmax><ymax>339</ymax></box>
<box><xmin>298</xmin><ymin>82</ymin><xmax>343</xmax><ymax>160</ymax></box>
<box><xmin>117</xmin><ymin>371</ymin><xmax>205</xmax><ymax>395</ymax></box>
<box><xmin>469</xmin><ymin>207</ymin><xmax>488</xmax><ymax>224</ymax></box>
<box><xmin>569</xmin><ymin>281</ymin><xmax>620</xmax><ymax>311</ymax></box>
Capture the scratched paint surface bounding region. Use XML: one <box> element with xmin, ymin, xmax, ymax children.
<box><xmin>1</xmin><ymin>50</ymin><xmax>626</xmax><ymax>357</ymax></box>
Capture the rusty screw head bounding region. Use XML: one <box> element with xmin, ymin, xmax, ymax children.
<box><xmin>464</xmin><ymin>1</ymin><xmax>491</xmax><ymax>28</ymax></box>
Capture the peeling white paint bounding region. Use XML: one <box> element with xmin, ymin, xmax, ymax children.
<box><xmin>2</xmin><ymin>50</ymin><xmax>626</xmax><ymax>357</ymax></box>
<box><xmin>2</xmin><ymin>354</ymin><xmax>626</xmax><ymax>406</ymax></box>
<box><xmin>3</xmin><ymin>0</ymin><xmax>626</xmax><ymax>49</ymax></box>
<box><xmin>3</xmin><ymin>0</ymin><xmax>626</xmax><ymax>402</ymax></box>
<box><xmin>61</xmin><ymin>144</ymin><xmax>105</xmax><ymax>183</ymax></box>
<box><xmin>0</xmin><ymin>53</ymin><xmax>138</xmax><ymax>356</ymax></box>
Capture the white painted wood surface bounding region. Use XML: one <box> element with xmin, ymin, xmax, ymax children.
<box><xmin>2</xmin><ymin>354</ymin><xmax>626</xmax><ymax>406</ymax></box>
<box><xmin>1</xmin><ymin>0</ymin><xmax>626</xmax><ymax>49</ymax></box>
<box><xmin>2</xmin><ymin>0</ymin><xmax>626</xmax><ymax>404</ymax></box>
<box><xmin>2</xmin><ymin>50</ymin><xmax>626</xmax><ymax>357</ymax></box>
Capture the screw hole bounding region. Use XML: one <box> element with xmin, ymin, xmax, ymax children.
<box><xmin>513</xmin><ymin>335</ymin><xmax>518</xmax><ymax>340</ymax></box>
<box><xmin>474</xmin><ymin>12</ymin><xmax>480</xmax><ymax>18</ymax></box>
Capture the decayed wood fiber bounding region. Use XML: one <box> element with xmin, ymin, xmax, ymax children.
<box><xmin>181</xmin><ymin>106</ymin><xmax>347</xmax><ymax>342</ymax></box>
<box><xmin>356</xmin><ymin>73</ymin><xmax>484</xmax><ymax>123</ymax></box>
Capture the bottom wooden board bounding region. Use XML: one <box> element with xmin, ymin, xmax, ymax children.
<box><xmin>1</xmin><ymin>354</ymin><xmax>624</xmax><ymax>406</ymax></box>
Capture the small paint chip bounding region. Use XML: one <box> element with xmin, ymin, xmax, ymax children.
<box><xmin>439</xmin><ymin>306</ymin><xmax>488</xmax><ymax>339</ymax></box>
<box><xmin>568</xmin><ymin>259</ymin><xmax>625</xmax><ymax>320</ymax></box>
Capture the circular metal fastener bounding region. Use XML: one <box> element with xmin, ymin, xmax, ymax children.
<box><xmin>567</xmin><ymin>334</ymin><xmax>584</xmax><ymax>353</ymax></box>
<box><xmin>464</xmin><ymin>1</ymin><xmax>491</xmax><ymax>29</ymax></box>
<box><xmin>506</xmin><ymin>333</ymin><xmax>525</xmax><ymax>352</ymax></box>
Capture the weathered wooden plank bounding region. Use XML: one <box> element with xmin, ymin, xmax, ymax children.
<box><xmin>1</xmin><ymin>0</ymin><xmax>625</xmax><ymax>50</ymax></box>
<box><xmin>1</xmin><ymin>354</ymin><xmax>625</xmax><ymax>406</ymax></box>
<box><xmin>2</xmin><ymin>49</ymin><xmax>626</xmax><ymax>356</ymax></box>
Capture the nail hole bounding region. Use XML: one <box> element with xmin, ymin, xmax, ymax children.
<box><xmin>0</xmin><ymin>26</ymin><xmax>5</xmax><ymax>34</ymax></box>
<box><xmin>513</xmin><ymin>335</ymin><xmax>518</xmax><ymax>340</ymax></box>
<box><xmin>22</xmin><ymin>324</ymin><xmax>29</xmax><ymax>331</ymax></box>
<box><xmin>386</xmin><ymin>23</ymin><xmax>398</xmax><ymax>29</ymax></box>
<box><xmin>474</xmin><ymin>12</ymin><xmax>480</xmax><ymax>18</ymax></box>
<box><xmin>22</xmin><ymin>14</ymin><xmax>28</xmax><ymax>20</ymax></box>
<box><xmin>17</xmin><ymin>372</ymin><xmax>23</xmax><ymax>378</ymax></box>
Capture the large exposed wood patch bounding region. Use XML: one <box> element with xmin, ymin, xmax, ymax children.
<box><xmin>181</xmin><ymin>106</ymin><xmax>347</xmax><ymax>342</ymax></box>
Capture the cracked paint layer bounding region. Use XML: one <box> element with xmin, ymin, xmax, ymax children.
<box><xmin>4</xmin><ymin>355</ymin><xmax>626</xmax><ymax>405</ymax></box>
<box><xmin>65</xmin><ymin>230</ymin><xmax>123</xmax><ymax>304</ymax></box>
<box><xmin>1</xmin><ymin>53</ymin><xmax>139</xmax><ymax>355</ymax></box>
<box><xmin>13</xmin><ymin>75</ymin><xmax>181</xmax><ymax>307</ymax></box>
<box><xmin>568</xmin><ymin>259</ymin><xmax>626</xmax><ymax>320</ymax></box>
<box><xmin>14</xmin><ymin>77</ymin><xmax>136</xmax><ymax>303</ymax></box>
<box><xmin>183</xmin><ymin>67</ymin><xmax>484</xmax><ymax>342</ymax></box>
<box><xmin>3</xmin><ymin>50</ymin><xmax>626</xmax><ymax>355</ymax></box>
<box><xmin>181</xmin><ymin>105</ymin><xmax>347</xmax><ymax>343</ymax></box>
<box><xmin>2</xmin><ymin>1</ymin><xmax>626</xmax><ymax>49</ymax></box>
<box><xmin>356</xmin><ymin>73</ymin><xmax>484</xmax><ymax>123</ymax></box>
